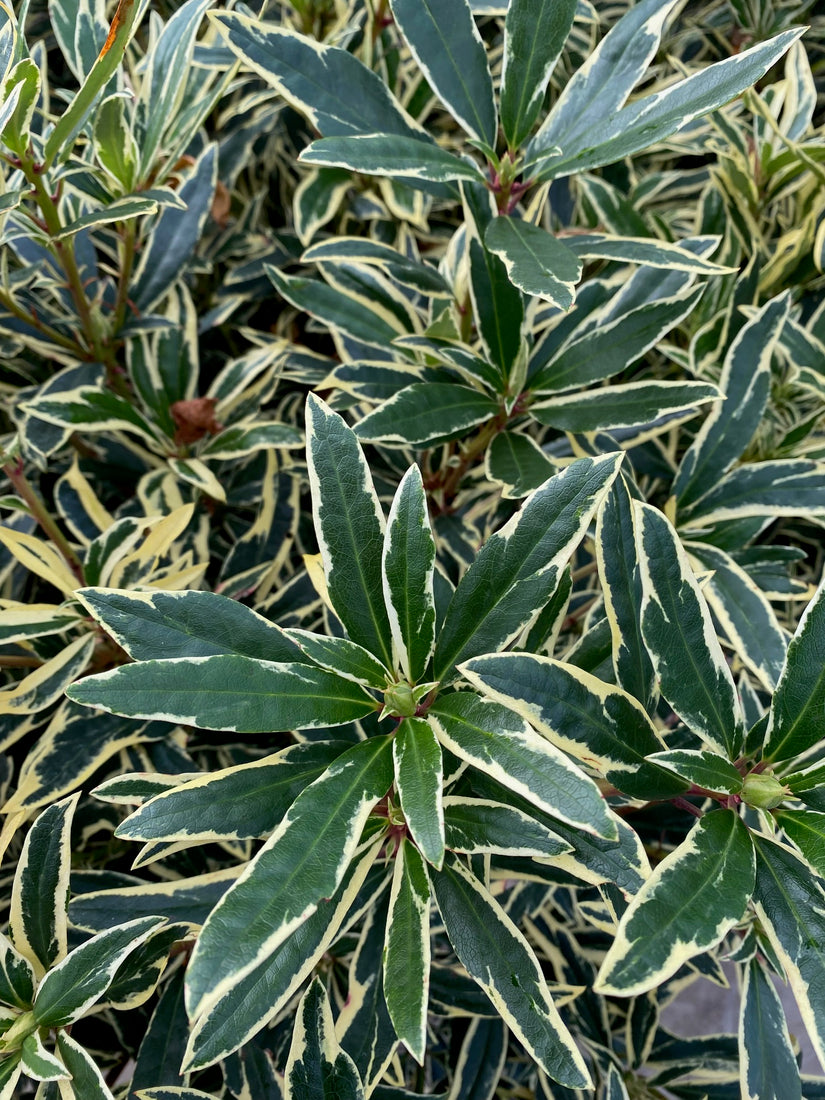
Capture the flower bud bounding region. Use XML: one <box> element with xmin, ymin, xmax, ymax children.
<box><xmin>383</xmin><ymin>682</ymin><xmax>417</xmax><ymax>718</ymax></box>
<box><xmin>741</xmin><ymin>772</ymin><xmax>789</xmax><ymax>810</ymax></box>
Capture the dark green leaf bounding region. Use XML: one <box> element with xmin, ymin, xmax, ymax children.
<box><xmin>389</xmin><ymin>0</ymin><xmax>496</xmax><ymax>145</ymax></box>
<box><xmin>285</xmin><ymin>977</ymin><xmax>365</xmax><ymax>1099</ymax></box>
<box><xmin>185</xmin><ymin>737</ymin><xmax>393</xmax><ymax>1020</ymax></box>
<box><xmin>500</xmin><ymin>0</ymin><xmax>577</xmax><ymax>148</ymax></box>
<box><xmin>634</xmin><ymin>502</ymin><xmax>745</xmax><ymax>758</ymax></box>
<box><xmin>485</xmin><ymin>217</ymin><xmax>581</xmax><ymax>308</ymax></box>
<box><xmin>393</xmin><ymin>718</ymin><xmax>444</xmax><ymax>867</ymax></box>
<box><xmin>382</xmin><ymin>465</ymin><xmax>437</xmax><ymax>682</ymax></box>
<box><xmin>595</xmin><ymin>811</ymin><xmax>755</xmax><ymax>995</ymax></box>
<box><xmin>764</xmin><ymin>576</ymin><xmax>825</xmax><ymax>764</ymax></box>
<box><xmin>67</xmin><ymin>656</ymin><xmax>378</xmax><ymax>732</ymax></box>
<box><xmin>430</xmin><ymin>856</ymin><xmax>591</xmax><ymax>1088</ymax></box>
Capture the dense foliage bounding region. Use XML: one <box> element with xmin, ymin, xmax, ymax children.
<box><xmin>1</xmin><ymin>0</ymin><xmax>825</xmax><ymax>1096</ymax></box>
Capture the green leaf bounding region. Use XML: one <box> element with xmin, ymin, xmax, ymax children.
<box><xmin>67</xmin><ymin>656</ymin><xmax>377</xmax><ymax>733</ymax></box>
<box><xmin>442</xmin><ymin>797</ymin><xmax>571</xmax><ymax>858</ymax></box>
<box><xmin>9</xmin><ymin>793</ymin><xmax>79</xmax><ymax>976</ymax></box>
<box><xmin>467</xmin><ymin>237</ymin><xmax>524</xmax><ymax>383</ymax></box>
<box><xmin>285</xmin><ymin>977</ymin><xmax>365</xmax><ymax>1100</ymax></box>
<box><xmin>527</xmin><ymin>0</ymin><xmax>679</xmax><ymax>167</ymax></box>
<box><xmin>285</xmin><ymin>631</ymin><xmax>390</xmax><ymax>689</ymax></box>
<box><xmin>131</xmin><ymin>144</ymin><xmax>217</xmax><ymax>313</ymax></box>
<box><xmin>382</xmin><ymin>466</ymin><xmax>437</xmax><ymax>682</ymax></box>
<box><xmin>634</xmin><ymin>502</ymin><xmax>745</xmax><ymax>758</ymax></box>
<box><xmin>33</xmin><ymin>916</ymin><xmax>165</xmax><ymax>1028</ymax></box>
<box><xmin>389</xmin><ymin>0</ymin><xmax>496</xmax><ymax>145</ymax></box>
<box><xmin>680</xmin><ymin>460</ymin><xmax>825</xmax><ymax>525</ymax></box>
<box><xmin>300</xmin><ymin>135</ymin><xmax>484</xmax><ymax>183</ymax></box>
<box><xmin>115</xmin><ymin>742</ymin><xmax>349</xmax><ymax>844</ymax></box>
<box><xmin>499</xmin><ymin>0</ymin><xmax>577</xmax><ymax>149</ymax></box>
<box><xmin>185</xmin><ymin>737</ymin><xmax>393</xmax><ymax>1020</ymax></box>
<box><xmin>383</xmin><ymin>840</ymin><xmax>431</xmax><ymax>1063</ymax></box>
<box><xmin>751</xmin><ymin>833</ymin><xmax>825</xmax><ymax>1070</ymax></box>
<box><xmin>763</xmin><ymin>575</ymin><xmax>825</xmax><ymax>764</ymax></box>
<box><xmin>775</xmin><ymin>811</ymin><xmax>825</xmax><ymax>878</ymax></box>
<box><xmin>54</xmin><ymin>197</ymin><xmax>159</xmax><ymax>239</ymax></box>
<box><xmin>306</xmin><ymin>394</ymin><xmax>394</xmax><ymax>668</ymax></box>
<box><xmin>20</xmin><ymin>1031</ymin><xmax>68</xmax><ymax>1082</ymax></box>
<box><xmin>430</xmin><ymin>692</ymin><xmax>617</xmax><ymax>839</ymax></box>
<box><xmin>740</xmin><ymin>959</ymin><xmax>802</xmax><ymax>1100</ymax></box>
<box><xmin>44</xmin><ymin>0</ymin><xmax>143</xmax><ymax>169</ymax></box>
<box><xmin>212</xmin><ymin>13</ymin><xmax>425</xmax><ymax>140</ymax></box>
<box><xmin>485</xmin><ymin>217</ymin><xmax>581</xmax><ymax>308</ymax></box>
<box><xmin>565</xmin><ymin>233</ymin><xmax>733</xmax><ymax>273</ymax></box>
<box><xmin>531</xmin><ymin>380</ymin><xmax>719</xmax><ymax>433</ymax></box>
<box><xmin>647</xmin><ymin>750</ymin><xmax>744</xmax><ymax>794</ymax></box>
<box><xmin>393</xmin><ymin>718</ymin><xmax>444</xmax><ymax>868</ymax></box>
<box><xmin>596</xmin><ymin>477</ymin><xmax>655</xmax><ymax>708</ymax></box>
<box><xmin>0</xmin><ymin>931</ymin><xmax>36</xmax><ymax>1008</ymax></box>
<box><xmin>484</xmin><ymin>430</ymin><xmax>555</xmax><ymax>499</ymax></box>
<box><xmin>354</xmin><ymin>383</ymin><xmax>499</xmax><ymax>448</ymax></box>
<box><xmin>527</xmin><ymin>28</ymin><xmax>803</xmax><ymax>180</ymax></box>
<box><xmin>688</xmin><ymin>542</ymin><xmax>788</xmax><ymax>693</ymax></box>
<box><xmin>432</xmin><ymin>452</ymin><xmax>621</xmax><ymax>680</ymax></box>
<box><xmin>461</xmin><ymin>652</ymin><xmax>686</xmax><ymax>801</ymax></box>
<box><xmin>675</xmin><ymin>293</ymin><xmax>791</xmax><ymax>513</ymax></box>
<box><xmin>75</xmin><ymin>586</ymin><xmax>305</xmax><ymax>663</ymax></box>
<box><xmin>596</xmin><ymin>811</ymin><xmax>755</xmax><ymax>996</ymax></box>
<box><xmin>529</xmin><ymin>286</ymin><xmax>703</xmax><ymax>394</ymax></box>
<box><xmin>184</xmin><ymin>848</ymin><xmax>384</xmax><ymax>1071</ymax></box>
<box><xmin>430</xmin><ymin>856</ymin><xmax>591</xmax><ymax>1088</ymax></box>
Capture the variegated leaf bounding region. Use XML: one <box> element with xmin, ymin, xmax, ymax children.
<box><xmin>75</xmin><ymin>586</ymin><xmax>304</xmax><ymax>663</ymax></box>
<box><xmin>431</xmin><ymin>856</ymin><xmax>591</xmax><ymax>1088</ymax></box>
<box><xmin>763</xmin><ymin>573</ymin><xmax>825</xmax><ymax>764</ymax></box>
<box><xmin>285</xmin><ymin>977</ymin><xmax>365</xmax><ymax>1099</ymax></box>
<box><xmin>389</xmin><ymin>0</ymin><xmax>496</xmax><ymax>145</ymax></box>
<box><xmin>433</xmin><ymin>452</ymin><xmax>621</xmax><ymax>680</ymax></box>
<box><xmin>9</xmin><ymin>793</ymin><xmax>79</xmax><ymax>977</ymax></box>
<box><xmin>595</xmin><ymin>477</ymin><xmax>655</xmax><ymax>708</ymax></box>
<box><xmin>115</xmin><ymin>742</ymin><xmax>349</xmax><ymax>844</ymax></box>
<box><xmin>393</xmin><ymin>718</ymin><xmax>444</xmax><ymax>868</ymax></box>
<box><xmin>54</xmin><ymin>1032</ymin><xmax>114</xmax><ymax>1100</ymax></box>
<box><xmin>634</xmin><ymin>502</ymin><xmax>745</xmax><ymax>758</ymax></box>
<box><xmin>740</xmin><ymin>958</ymin><xmax>802</xmax><ymax>1100</ymax></box>
<box><xmin>430</xmin><ymin>692</ymin><xmax>617</xmax><ymax>840</ymax></box>
<box><xmin>185</xmin><ymin>737</ymin><xmax>393</xmax><ymax>1020</ymax></box>
<box><xmin>595</xmin><ymin>811</ymin><xmax>755</xmax><ymax>996</ymax></box>
<box><xmin>383</xmin><ymin>839</ymin><xmax>431</xmax><ymax>1062</ymax></box>
<box><xmin>675</xmin><ymin>293</ymin><xmax>791</xmax><ymax>513</ymax></box>
<box><xmin>33</xmin><ymin>917</ymin><xmax>166</xmax><ymax>1028</ymax></box>
<box><xmin>461</xmin><ymin>652</ymin><xmax>686</xmax><ymax>800</ymax></box>
<box><xmin>751</xmin><ymin>833</ymin><xmax>825</xmax><ymax>1070</ymax></box>
<box><xmin>443</xmin><ymin>797</ymin><xmax>571</xmax><ymax>858</ymax></box>
<box><xmin>67</xmin><ymin>655</ymin><xmax>378</xmax><ymax>732</ymax></box>
<box><xmin>184</xmin><ymin>847</ymin><xmax>386</xmax><ymax>1072</ymax></box>
<box><xmin>499</xmin><ymin>0</ymin><xmax>577</xmax><ymax>149</ymax></box>
<box><xmin>306</xmin><ymin>394</ymin><xmax>394</xmax><ymax>668</ymax></box>
<box><xmin>382</xmin><ymin>466</ymin><xmax>437</xmax><ymax>683</ymax></box>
